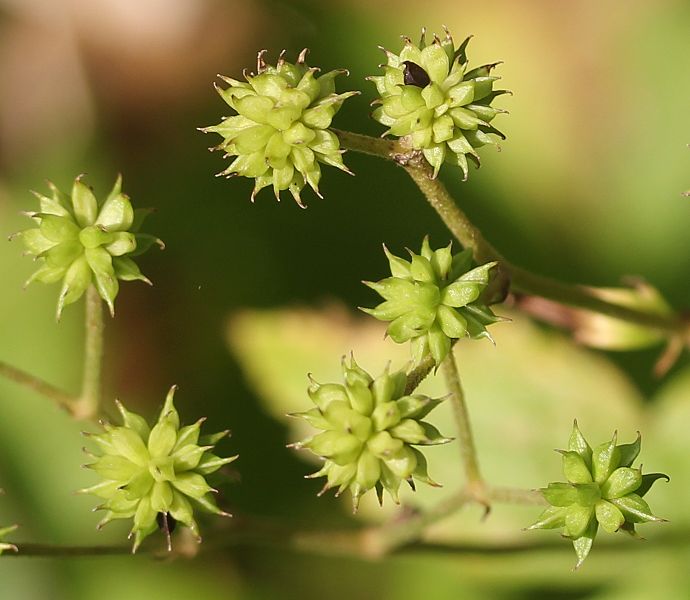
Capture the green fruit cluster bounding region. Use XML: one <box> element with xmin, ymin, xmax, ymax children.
<box><xmin>14</xmin><ymin>175</ymin><xmax>161</xmax><ymax>319</ymax></box>
<box><xmin>363</xmin><ymin>238</ymin><xmax>502</xmax><ymax>366</ymax></box>
<box><xmin>291</xmin><ymin>357</ymin><xmax>451</xmax><ymax>510</ymax></box>
<box><xmin>203</xmin><ymin>49</ymin><xmax>358</xmax><ymax>207</ymax></box>
<box><xmin>369</xmin><ymin>27</ymin><xmax>508</xmax><ymax>179</ymax></box>
<box><xmin>527</xmin><ymin>421</ymin><xmax>668</xmax><ymax>568</ymax></box>
<box><xmin>81</xmin><ymin>386</ymin><xmax>237</xmax><ymax>552</ymax></box>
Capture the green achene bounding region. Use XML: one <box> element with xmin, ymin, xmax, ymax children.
<box><xmin>80</xmin><ymin>386</ymin><xmax>238</xmax><ymax>552</ymax></box>
<box><xmin>362</xmin><ymin>237</ymin><xmax>503</xmax><ymax>367</ymax></box>
<box><xmin>203</xmin><ymin>49</ymin><xmax>358</xmax><ymax>207</ymax></box>
<box><xmin>14</xmin><ymin>175</ymin><xmax>162</xmax><ymax>319</ymax></box>
<box><xmin>290</xmin><ymin>356</ymin><xmax>451</xmax><ymax>510</ymax></box>
<box><xmin>527</xmin><ymin>421</ymin><xmax>669</xmax><ymax>569</ymax></box>
<box><xmin>369</xmin><ymin>27</ymin><xmax>509</xmax><ymax>179</ymax></box>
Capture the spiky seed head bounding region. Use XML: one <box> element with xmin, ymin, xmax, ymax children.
<box><xmin>80</xmin><ymin>386</ymin><xmax>238</xmax><ymax>552</ymax></box>
<box><xmin>369</xmin><ymin>28</ymin><xmax>509</xmax><ymax>180</ymax></box>
<box><xmin>292</xmin><ymin>356</ymin><xmax>450</xmax><ymax>510</ymax></box>
<box><xmin>362</xmin><ymin>237</ymin><xmax>503</xmax><ymax>366</ymax></box>
<box><xmin>203</xmin><ymin>50</ymin><xmax>359</xmax><ymax>207</ymax></box>
<box><xmin>13</xmin><ymin>175</ymin><xmax>162</xmax><ymax>319</ymax></box>
<box><xmin>527</xmin><ymin>421</ymin><xmax>669</xmax><ymax>569</ymax></box>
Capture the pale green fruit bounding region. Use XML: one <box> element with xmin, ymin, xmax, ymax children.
<box><xmin>290</xmin><ymin>356</ymin><xmax>451</xmax><ymax>510</ymax></box>
<box><xmin>527</xmin><ymin>421</ymin><xmax>668</xmax><ymax>569</ymax></box>
<box><xmin>80</xmin><ymin>386</ymin><xmax>238</xmax><ymax>552</ymax></box>
<box><xmin>362</xmin><ymin>237</ymin><xmax>502</xmax><ymax>366</ymax></box>
<box><xmin>203</xmin><ymin>49</ymin><xmax>359</xmax><ymax>207</ymax></box>
<box><xmin>368</xmin><ymin>27</ymin><xmax>509</xmax><ymax>179</ymax></box>
<box><xmin>13</xmin><ymin>175</ymin><xmax>162</xmax><ymax>319</ymax></box>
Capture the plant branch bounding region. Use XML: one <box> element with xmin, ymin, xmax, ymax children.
<box><xmin>361</xmin><ymin>489</ymin><xmax>471</xmax><ymax>557</ymax></box>
<box><xmin>441</xmin><ymin>352</ymin><xmax>484</xmax><ymax>496</ymax></box>
<box><xmin>14</xmin><ymin>523</ymin><xmax>685</xmax><ymax>560</ymax></box>
<box><xmin>7</xmin><ymin>485</ymin><xmax>545</xmax><ymax>559</ymax></box>
<box><xmin>0</xmin><ymin>361</ymin><xmax>75</xmax><ymax>411</ymax></box>
<box><xmin>334</xmin><ymin>129</ymin><xmax>405</xmax><ymax>160</ymax></box>
<box><xmin>0</xmin><ymin>286</ymin><xmax>105</xmax><ymax>420</ymax></box>
<box><xmin>74</xmin><ymin>286</ymin><xmax>104</xmax><ymax>420</ymax></box>
<box><xmin>9</xmin><ymin>543</ymin><xmax>131</xmax><ymax>557</ymax></box>
<box><xmin>404</xmin><ymin>354</ymin><xmax>437</xmax><ymax>395</ymax></box>
<box><xmin>336</xmin><ymin>130</ymin><xmax>686</xmax><ymax>336</ymax></box>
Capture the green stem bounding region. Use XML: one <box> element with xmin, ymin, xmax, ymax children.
<box><xmin>441</xmin><ymin>353</ymin><xmax>483</xmax><ymax>490</ymax></box>
<box><xmin>366</xmin><ymin>485</ymin><xmax>547</xmax><ymax>556</ymax></box>
<box><xmin>0</xmin><ymin>362</ymin><xmax>75</xmax><ymax>412</ymax></box>
<box><xmin>404</xmin><ymin>352</ymin><xmax>438</xmax><ymax>395</ymax></box>
<box><xmin>402</xmin><ymin>158</ymin><xmax>503</xmax><ymax>266</ymax></box>
<box><xmin>362</xmin><ymin>489</ymin><xmax>471</xmax><ymax>557</ymax></box>
<box><xmin>6</xmin><ymin>485</ymin><xmax>546</xmax><ymax>559</ymax></box>
<box><xmin>336</xmin><ymin>130</ymin><xmax>686</xmax><ymax>336</ymax></box>
<box><xmin>509</xmin><ymin>267</ymin><xmax>681</xmax><ymax>331</ymax></box>
<box><xmin>75</xmin><ymin>285</ymin><xmax>104</xmax><ymax>420</ymax></box>
<box><xmin>14</xmin><ymin>524</ymin><xmax>689</xmax><ymax>560</ymax></box>
<box><xmin>333</xmin><ymin>129</ymin><xmax>404</xmax><ymax>160</ymax></box>
<box><xmin>9</xmin><ymin>543</ymin><xmax>130</xmax><ymax>557</ymax></box>
<box><xmin>0</xmin><ymin>286</ymin><xmax>105</xmax><ymax>420</ymax></box>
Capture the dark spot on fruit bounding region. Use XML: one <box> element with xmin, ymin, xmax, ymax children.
<box><xmin>402</xmin><ymin>61</ymin><xmax>430</xmax><ymax>88</ymax></box>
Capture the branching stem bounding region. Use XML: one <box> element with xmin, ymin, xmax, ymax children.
<box><xmin>336</xmin><ymin>129</ymin><xmax>686</xmax><ymax>336</ymax></box>
<box><xmin>0</xmin><ymin>285</ymin><xmax>104</xmax><ymax>421</ymax></box>
<box><xmin>8</xmin><ymin>485</ymin><xmax>545</xmax><ymax>559</ymax></box>
<box><xmin>0</xmin><ymin>361</ymin><xmax>74</xmax><ymax>411</ymax></box>
<box><xmin>441</xmin><ymin>353</ymin><xmax>484</xmax><ymax>496</ymax></box>
<box><xmin>75</xmin><ymin>285</ymin><xmax>104</xmax><ymax>420</ymax></box>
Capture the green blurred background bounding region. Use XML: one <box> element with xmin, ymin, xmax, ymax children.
<box><xmin>0</xmin><ymin>0</ymin><xmax>689</xmax><ymax>598</ymax></box>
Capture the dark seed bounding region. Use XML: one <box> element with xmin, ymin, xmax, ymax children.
<box><xmin>402</xmin><ymin>61</ymin><xmax>431</xmax><ymax>88</ymax></box>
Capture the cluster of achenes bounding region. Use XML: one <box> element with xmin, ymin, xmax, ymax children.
<box><xmin>5</xmin><ymin>26</ymin><xmax>672</xmax><ymax>570</ymax></box>
<box><xmin>81</xmin><ymin>387</ymin><xmax>237</xmax><ymax>552</ymax></box>
<box><xmin>369</xmin><ymin>28</ymin><xmax>508</xmax><ymax>179</ymax></box>
<box><xmin>527</xmin><ymin>422</ymin><xmax>668</xmax><ymax>568</ymax></box>
<box><xmin>202</xmin><ymin>49</ymin><xmax>358</xmax><ymax>207</ymax></box>
<box><xmin>363</xmin><ymin>238</ymin><xmax>502</xmax><ymax>366</ymax></box>
<box><xmin>291</xmin><ymin>357</ymin><xmax>451</xmax><ymax>509</ymax></box>
<box><xmin>14</xmin><ymin>176</ymin><xmax>161</xmax><ymax>319</ymax></box>
<box><xmin>203</xmin><ymin>28</ymin><xmax>508</xmax><ymax>206</ymax></box>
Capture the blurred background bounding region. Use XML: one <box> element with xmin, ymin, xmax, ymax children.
<box><xmin>0</xmin><ymin>0</ymin><xmax>689</xmax><ymax>598</ymax></box>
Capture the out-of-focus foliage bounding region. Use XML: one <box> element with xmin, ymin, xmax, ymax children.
<box><xmin>1</xmin><ymin>0</ymin><xmax>688</xmax><ymax>598</ymax></box>
<box><xmin>230</xmin><ymin>306</ymin><xmax>690</xmax><ymax>596</ymax></box>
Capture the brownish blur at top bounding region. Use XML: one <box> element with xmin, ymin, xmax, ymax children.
<box><xmin>0</xmin><ymin>0</ymin><xmax>265</xmax><ymax>170</ymax></box>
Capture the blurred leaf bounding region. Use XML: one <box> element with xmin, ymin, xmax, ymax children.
<box><xmin>642</xmin><ymin>368</ymin><xmax>690</xmax><ymax>527</ymax></box>
<box><xmin>227</xmin><ymin>305</ymin><xmax>644</xmax><ymax>542</ymax></box>
<box><xmin>518</xmin><ymin>280</ymin><xmax>675</xmax><ymax>352</ymax></box>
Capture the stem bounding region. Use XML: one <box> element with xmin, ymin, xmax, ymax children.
<box><xmin>489</xmin><ymin>486</ymin><xmax>545</xmax><ymax>505</ymax></box>
<box><xmin>13</xmin><ymin>523</ymin><xmax>687</xmax><ymax>559</ymax></box>
<box><xmin>333</xmin><ymin>129</ymin><xmax>404</xmax><ymax>160</ymax></box>
<box><xmin>0</xmin><ymin>362</ymin><xmax>75</xmax><ymax>412</ymax></box>
<box><xmin>75</xmin><ymin>286</ymin><xmax>104</xmax><ymax>420</ymax></box>
<box><xmin>364</xmin><ymin>485</ymin><xmax>547</xmax><ymax>556</ymax></box>
<box><xmin>363</xmin><ymin>489</ymin><xmax>471</xmax><ymax>557</ymax></box>
<box><xmin>404</xmin><ymin>353</ymin><xmax>438</xmax><ymax>395</ymax></box>
<box><xmin>7</xmin><ymin>485</ymin><xmax>546</xmax><ymax>559</ymax></box>
<box><xmin>10</xmin><ymin>543</ymin><xmax>130</xmax><ymax>557</ymax></box>
<box><xmin>336</xmin><ymin>130</ymin><xmax>686</xmax><ymax>336</ymax></box>
<box><xmin>441</xmin><ymin>353</ymin><xmax>483</xmax><ymax>490</ymax></box>
<box><xmin>0</xmin><ymin>286</ymin><xmax>106</xmax><ymax>420</ymax></box>
<box><xmin>402</xmin><ymin>159</ymin><xmax>503</xmax><ymax>266</ymax></box>
<box><xmin>510</xmin><ymin>268</ymin><xmax>682</xmax><ymax>332</ymax></box>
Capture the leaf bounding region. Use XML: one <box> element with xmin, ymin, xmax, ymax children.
<box><xmin>227</xmin><ymin>305</ymin><xmax>643</xmax><ymax>541</ymax></box>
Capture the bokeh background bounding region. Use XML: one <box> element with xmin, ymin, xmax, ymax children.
<box><xmin>0</xmin><ymin>0</ymin><xmax>689</xmax><ymax>598</ymax></box>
